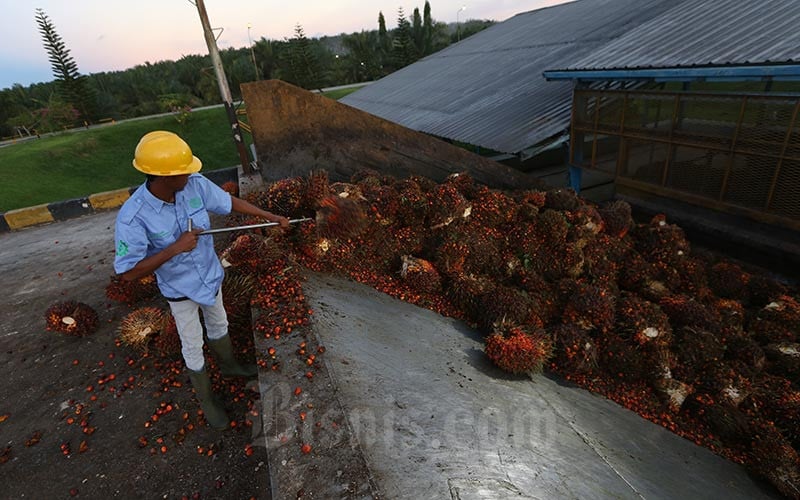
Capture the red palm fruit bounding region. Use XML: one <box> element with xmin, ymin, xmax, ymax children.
<box><xmin>45</xmin><ymin>301</ymin><xmax>99</xmax><ymax>337</ymax></box>
<box><xmin>544</xmin><ymin>188</ymin><xmax>581</xmax><ymax>211</ymax></box>
<box><xmin>105</xmin><ymin>273</ymin><xmax>159</xmax><ymax>305</ymax></box>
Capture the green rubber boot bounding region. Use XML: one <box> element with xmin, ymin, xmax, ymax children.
<box><xmin>207</xmin><ymin>335</ymin><xmax>258</xmax><ymax>378</ymax></box>
<box><xmin>187</xmin><ymin>368</ymin><xmax>229</xmax><ymax>431</ymax></box>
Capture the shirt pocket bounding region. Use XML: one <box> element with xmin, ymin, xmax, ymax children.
<box><xmin>187</xmin><ymin>206</ymin><xmax>210</xmax><ymax>231</ymax></box>
<box><xmin>147</xmin><ymin>219</ymin><xmax>179</xmax><ymax>251</ymax></box>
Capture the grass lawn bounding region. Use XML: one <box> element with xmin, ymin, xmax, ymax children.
<box><xmin>0</xmin><ymin>108</ymin><xmax>250</xmax><ymax>212</ymax></box>
<box><xmin>0</xmin><ymin>86</ymin><xmax>366</xmax><ymax>212</ymax></box>
<box><xmin>321</xmin><ymin>85</ymin><xmax>365</xmax><ymax>100</ymax></box>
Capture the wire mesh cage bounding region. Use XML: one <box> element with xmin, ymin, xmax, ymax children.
<box><xmin>571</xmin><ymin>89</ymin><xmax>800</xmax><ymax>230</ymax></box>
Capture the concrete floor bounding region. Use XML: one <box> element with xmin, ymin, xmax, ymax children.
<box><xmin>304</xmin><ymin>274</ymin><xmax>779</xmax><ymax>500</ymax></box>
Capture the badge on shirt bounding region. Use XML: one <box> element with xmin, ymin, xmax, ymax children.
<box><xmin>189</xmin><ymin>197</ymin><xmax>202</xmax><ymax>209</ymax></box>
<box><xmin>117</xmin><ymin>240</ymin><xmax>129</xmax><ymax>257</ymax></box>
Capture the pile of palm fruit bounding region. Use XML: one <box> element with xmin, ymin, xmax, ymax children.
<box><xmin>93</xmin><ymin>168</ymin><xmax>797</xmax><ymax>497</ymax></box>
<box><xmin>222</xmin><ymin>169</ymin><xmax>798</xmax><ymax>498</ymax></box>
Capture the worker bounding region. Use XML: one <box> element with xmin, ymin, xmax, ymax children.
<box><xmin>114</xmin><ymin>130</ymin><xmax>288</xmax><ymax>430</ymax></box>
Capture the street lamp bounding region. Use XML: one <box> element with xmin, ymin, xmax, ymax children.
<box><xmin>457</xmin><ymin>6</ymin><xmax>466</xmax><ymax>42</ymax></box>
<box><xmin>247</xmin><ymin>23</ymin><xmax>259</xmax><ymax>80</ymax></box>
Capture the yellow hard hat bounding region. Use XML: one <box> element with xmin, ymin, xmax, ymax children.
<box><xmin>132</xmin><ymin>131</ymin><xmax>202</xmax><ymax>175</ymax></box>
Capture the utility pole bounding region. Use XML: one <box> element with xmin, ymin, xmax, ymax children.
<box><xmin>195</xmin><ymin>0</ymin><xmax>252</xmax><ymax>174</ymax></box>
<box><xmin>247</xmin><ymin>23</ymin><xmax>259</xmax><ymax>80</ymax></box>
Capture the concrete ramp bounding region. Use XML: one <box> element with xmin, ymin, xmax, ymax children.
<box><xmin>295</xmin><ymin>274</ymin><xmax>777</xmax><ymax>500</ymax></box>
<box><xmin>240</xmin><ymin>80</ymin><xmax>543</xmax><ymax>190</ymax></box>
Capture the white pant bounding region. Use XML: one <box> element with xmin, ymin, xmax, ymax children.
<box><xmin>168</xmin><ymin>289</ymin><xmax>229</xmax><ymax>372</ymax></box>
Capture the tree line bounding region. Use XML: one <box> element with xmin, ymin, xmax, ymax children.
<box><xmin>0</xmin><ymin>3</ymin><xmax>493</xmax><ymax>138</ymax></box>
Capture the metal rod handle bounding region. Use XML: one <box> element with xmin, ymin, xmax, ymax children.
<box><xmin>199</xmin><ymin>217</ymin><xmax>312</xmax><ymax>235</ymax></box>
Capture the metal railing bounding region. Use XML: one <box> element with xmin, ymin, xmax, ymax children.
<box><xmin>571</xmin><ymin>89</ymin><xmax>800</xmax><ymax>230</ymax></box>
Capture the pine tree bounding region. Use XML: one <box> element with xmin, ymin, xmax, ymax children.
<box><xmin>391</xmin><ymin>8</ymin><xmax>417</xmax><ymax>69</ymax></box>
<box><xmin>35</xmin><ymin>8</ymin><xmax>95</xmax><ymax>123</ymax></box>
<box><xmin>287</xmin><ymin>24</ymin><xmax>320</xmax><ymax>90</ymax></box>
<box><xmin>423</xmin><ymin>1</ymin><xmax>433</xmax><ymax>55</ymax></box>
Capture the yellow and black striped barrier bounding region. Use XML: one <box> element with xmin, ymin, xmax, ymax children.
<box><xmin>0</xmin><ymin>167</ymin><xmax>238</xmax><ymax>233</ymax></box>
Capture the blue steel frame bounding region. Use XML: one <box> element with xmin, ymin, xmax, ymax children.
<box><xmin>544</xmin><ymin>64</ymin><xmax>800</xmax><ymax>83</ymax></box>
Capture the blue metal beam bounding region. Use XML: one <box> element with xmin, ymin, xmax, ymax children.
<box><xmin>543</xmin><ymin>65</ymin><xmax>800</xmax><ymax>82</ymax></box>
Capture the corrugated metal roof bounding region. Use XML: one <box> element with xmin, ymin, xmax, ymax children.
<box><xmin>340</xmin><ymin>0</ymin><xmax>682</xmax><ymax>155</ymax></box>
<box><xmin>562</xmin><ymin>0</ymin><xmax>800</xmax><ymax>71</ymax></box>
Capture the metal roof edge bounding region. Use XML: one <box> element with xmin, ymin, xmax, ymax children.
<box><xmin>543</xmin><ymin>64</ymin><xmax>800</xmax><ymax>82</ymax></box>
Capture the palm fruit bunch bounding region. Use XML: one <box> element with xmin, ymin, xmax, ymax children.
<box><xmin>708</xmin><ymin>261</ymin><xmax>751</xmax><ymax>301</ymax></box>
<box><xmin>315</xmin><ymin>194</ymin><xmax>367</xmax><ymax>240</ymax></box>
<box><xmin>222</xmin><ymin>271</ymin><xmax>256</xmax><ymax>334</ymax></box>
<box><xmin>219</xmin><ymin>233</ymin><xmax>283</xmax><ymax>274</ymax></box>
<box><xmin>512</xmin><ymin>189</ymin><xmax>547</xmax><ymax>223</ymax></box>
<box><xmin>763</xmin><ymin>343</ymin><xmax>800</xmax><ymax>381</ymax></box>
<box><xmin>393</xmin><ymin>178</ymin><xmax>429</xmax><ymax>221</ymax></box>
<box><xmin>444</xmin><ymin>172</ymin><xmax>480</xmax><ymax>200</ymax></box>
<box><xmin>117</xmin><ymin>307</ymin><xmax>165</xmax><ymax>351</ymax></box>
<box><xmin>747</xmin><ymin>421</ymin><xmax>800</xmax><ymax>499</ymax></box>
<box><xmin>562</xmin><ymin>283</ymin><xmax>616</xmax><ymax>334</ymax></box>
<box><xmin>598</xmin><ymin>199</ymin><xmax>634</xmax><ymax>238</ymax></box>
<box><xmin>105</xmin><ymin>273</ymin><xmax>159</xmax><ymax>305</ymax></box>
<box><xmin>45</xmin><ymin>301</ymin><xmax>99</xmax><ymax>337</ymax></box>
<box><xmin>265</xmin><ymin>176</ymin><xmax>306</xmax><ymax>214</ymax></box>
<box><xmin>749</xmin><ymin>295</ymin><xmax>800</xmax><ymax>344</ymax></box>
<box><xmin>544</xmin><ymin>187</ymin><xmax>581</xmax><ymax>211</ymax></box>
<box><xmin>400</xmin><ymin>255</ymin><xmax>442</xmax><ymax>295</ymax></box>
<box><xmin>631</xmin><ymin>214</ymin><xmax>691</xmax><ymax>267</ymax></box>
<box><xmin>220</xmin><ymin>180</ymin><xmax>239</xmax><ymax>197</ymax></box>
<box><xmin>427</xmin><ymin>183</ymin><xmax>471</xmax><ymax>229</ymax></box>
<box><xmin>582</xmin><ymin>234</ymin><xmax>628</xmax><ymax>284</ymax></box>
<box><xmin>365</xmin><ymin>184</ymin><xmax>401</xmax><ymax>223</ymax></box>
<box><xmin>485</xmin><ymin>321</ymin><xmax>553</xmax><ymax>375</ymax></box>
<box><xmin>469</xmin><ymin>187</ymin><xmax>516</xmax><ymax>228</ymax></box>
<box><xmin>615</xmin><ymin>292</ymin><xmax>672</xmax><ymax>349</ymax></box>
<box><xmin>300</xmin><ymin>170</ymin><xmax>331</xmax><ymax>212</ymax></box>
<box><xmin>549</xmin><ymin>322</ymin><xmax>598</xmax><ymax>376</ymax></box>
<box><xmin>747</xmin><ymin>273</ymin><xmax>789</xmax><ymax>308</ymax></box>
<box><xmin>658</xmin><ymin>294</ymin><xmax>720</xmax><ymax>332</ymax></box>
<box><xmin>443</xmin><ymin>273</ymin><xmax>492</xmax><ymax>323</ymax></box>
<box><xmin>652</xmin><ymin>374</ymin><xmax>694</xmax><ymax>413</ymax></box>
<box><xmin>565</xmin><ymin>204</ymin><xmax>604</xmax><ymax>243</ymax></box>
<box><xmin>478</xmin><ymin>284</ymin><xmax>541</xmax><ymax>333</ymax></box>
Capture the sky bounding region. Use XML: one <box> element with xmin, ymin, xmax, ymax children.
<box><xmin>0</xmin><ymin>0</ymin><xmax>567</xmax><ymax>90</ymax></box>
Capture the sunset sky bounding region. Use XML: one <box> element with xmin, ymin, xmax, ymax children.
<box><xmin>0</xmin><ymin>0</ymin><xmax>566</xmax><ymax>90</ymax></box>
